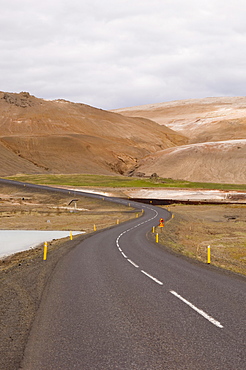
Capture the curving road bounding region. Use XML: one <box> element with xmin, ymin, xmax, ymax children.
<box><xmin>1</xmin><ymin>180</ymin><xmax>245</xmax><ymax>369</ymax></box>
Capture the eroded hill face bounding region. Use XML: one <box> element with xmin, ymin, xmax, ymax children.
<box><xmin>0</xmin><ymin>91</ymin><xmax>187</xmax><ymax>176</ymax></box>
<box><xmin>113</xmin><ymin>97</ymin><xmax>246</xmax><ymax>184</ymax></box>
<box><xmin>113</xmin><ymin>97</ymin><xmax>246</xmax><ymax>144</ymax></box>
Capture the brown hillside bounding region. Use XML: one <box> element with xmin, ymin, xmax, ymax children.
<box><xmin>136</xmin><ymin>139</ymin><xmax>246</xmax><ymax>184</ymax></box>
<box><xmin>113</xmin><ymin>97</ymin><xmax>246</xmax><ymax>144</ymax></box>
<box><xmin>0</xmin><ymin>92</ymin><xmax>187</xmax><ymax>176</ymax></box>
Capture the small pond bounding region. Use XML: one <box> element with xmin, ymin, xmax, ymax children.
<box><xmin>0</xmin><ymin>230</ymin><xmax>83</xmax><ymax>258</ymax></box>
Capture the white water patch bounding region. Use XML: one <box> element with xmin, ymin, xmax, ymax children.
<box><xmin>0</xmin><ymin>230</ymin><xmax>83</xmax><ymax>259</ymax></box>
<box><xmin>125</xmin><ymin>188</ymin><xmax>246</xmax><ymax>202</ymax></box>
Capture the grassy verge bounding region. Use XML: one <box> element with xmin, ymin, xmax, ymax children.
<box><xmin>155</xmin><ymin>204</ymin><xmax>246</xmax><ymax>276</ymax></box>
<box><xmin>4</xmin><ymin>173</ymin><xmax>246</xmax><ymax>191</ymax></box>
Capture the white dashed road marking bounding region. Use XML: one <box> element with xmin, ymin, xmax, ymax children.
<box><xmin>115</xmin><ymin>204</ymin><xmax>224</xmax><ymax>329</ymax></box>
<box><xmin>170</xmin><ymin>290</ymin><xmax>224</xmax><ymax>328</ymax></box>
<box><xmin>127</xmin><ymin>259</ymin><xmax>139</xmax><ymax>268</ymax></box>
<box><xmin>141</xmin><ymin>270</ymin><xmax>163</xmax><ymax>285</ymax></box>
<box><xmin>121</xmin><ymin>251</ymin><xmax>127</xmax><ymax>258</ymax></box>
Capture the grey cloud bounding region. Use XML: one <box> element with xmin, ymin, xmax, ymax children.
<box><xmin>1</xmin><ymin>0</ymin><xmax>246</xmax><ymax>109</ymax></box>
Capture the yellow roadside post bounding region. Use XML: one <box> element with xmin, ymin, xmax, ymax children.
<box><xmin>117</xmin><ymin>219</ymin><xmax>119</xmax><ymax>225</ymax></box>
<box><xmin>156</xmin><ymin>233</ymin><xmax>159</xmax><ymax>243</ymax></box>
<box><xmin>43</xmin><ymin>242</ymin><xmax>48</xmax><ymax>260</ymax></box>
<box><xmin>152</xmin><ymin>226</ymin><xmax>155</xmax><ymax>233</ymax></box>
<box><xmin>70</xmin><ymin>231</ymin><xmax>73</xmax><ymax>240</ymax></box>
<box><xmin>94</xmin><ymin>224</ymin><xmax>97</xmax><ymax>231</ymax></box>
<box><xmin>207</xmin><ymin>245</ymin><xmax>211</xmax><ymax>264</ymax></box>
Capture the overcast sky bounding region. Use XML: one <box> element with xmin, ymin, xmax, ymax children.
<box><xmin>1</xmin><ymin>0</ymin><xmax>246</xmax><ymax>109</ymax></box>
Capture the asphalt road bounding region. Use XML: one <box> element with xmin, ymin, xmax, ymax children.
<box><xmin>2</xmin><ymin>180</ymin><xmax>245</xmax><ymax>369</ymax></box>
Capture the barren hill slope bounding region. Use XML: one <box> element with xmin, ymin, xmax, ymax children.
<box><xmin>113</xmin><ymin>97</ymin><xmax>246</xmax><ymax>184</ymax></box>
<box><xmin>136</xmin><ymin>139</ymin><xmax>246</xmax><ymax>184</ymax></box>
<box><xmin>0</xmin><ymin>92</ymin><xmax>186</xmax><ymax>176</ymax></box>
<box><xmin>113</xmin><ymin>97</ymin><xmax>246</xmax><ymax>144</ymax></box>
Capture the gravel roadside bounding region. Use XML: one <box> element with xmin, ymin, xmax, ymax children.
<box><xmin>0</xmin><ymin>233</ymin><xmax>90</xmax><ymax>370</ymax></box>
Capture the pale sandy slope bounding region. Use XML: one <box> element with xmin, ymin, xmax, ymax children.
<box><xmin>113</xmin><ymin>97</ymin><xmax>246</xmax><ymax>184</ymax></box>
<box><xmin>113</xmin><ymin>97</ymin><xmax>246</xmax><ymax>143</ymax></box>
<box><xmin>136</xmin><ymin>139</ymin><xmax>246</xmax><ymax>184</ymax></box>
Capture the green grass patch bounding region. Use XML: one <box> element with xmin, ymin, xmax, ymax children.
<box><xmin>3</xmin><ymin>173</ymin><xmax>246</xmax><ymax>190</ymax></box>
